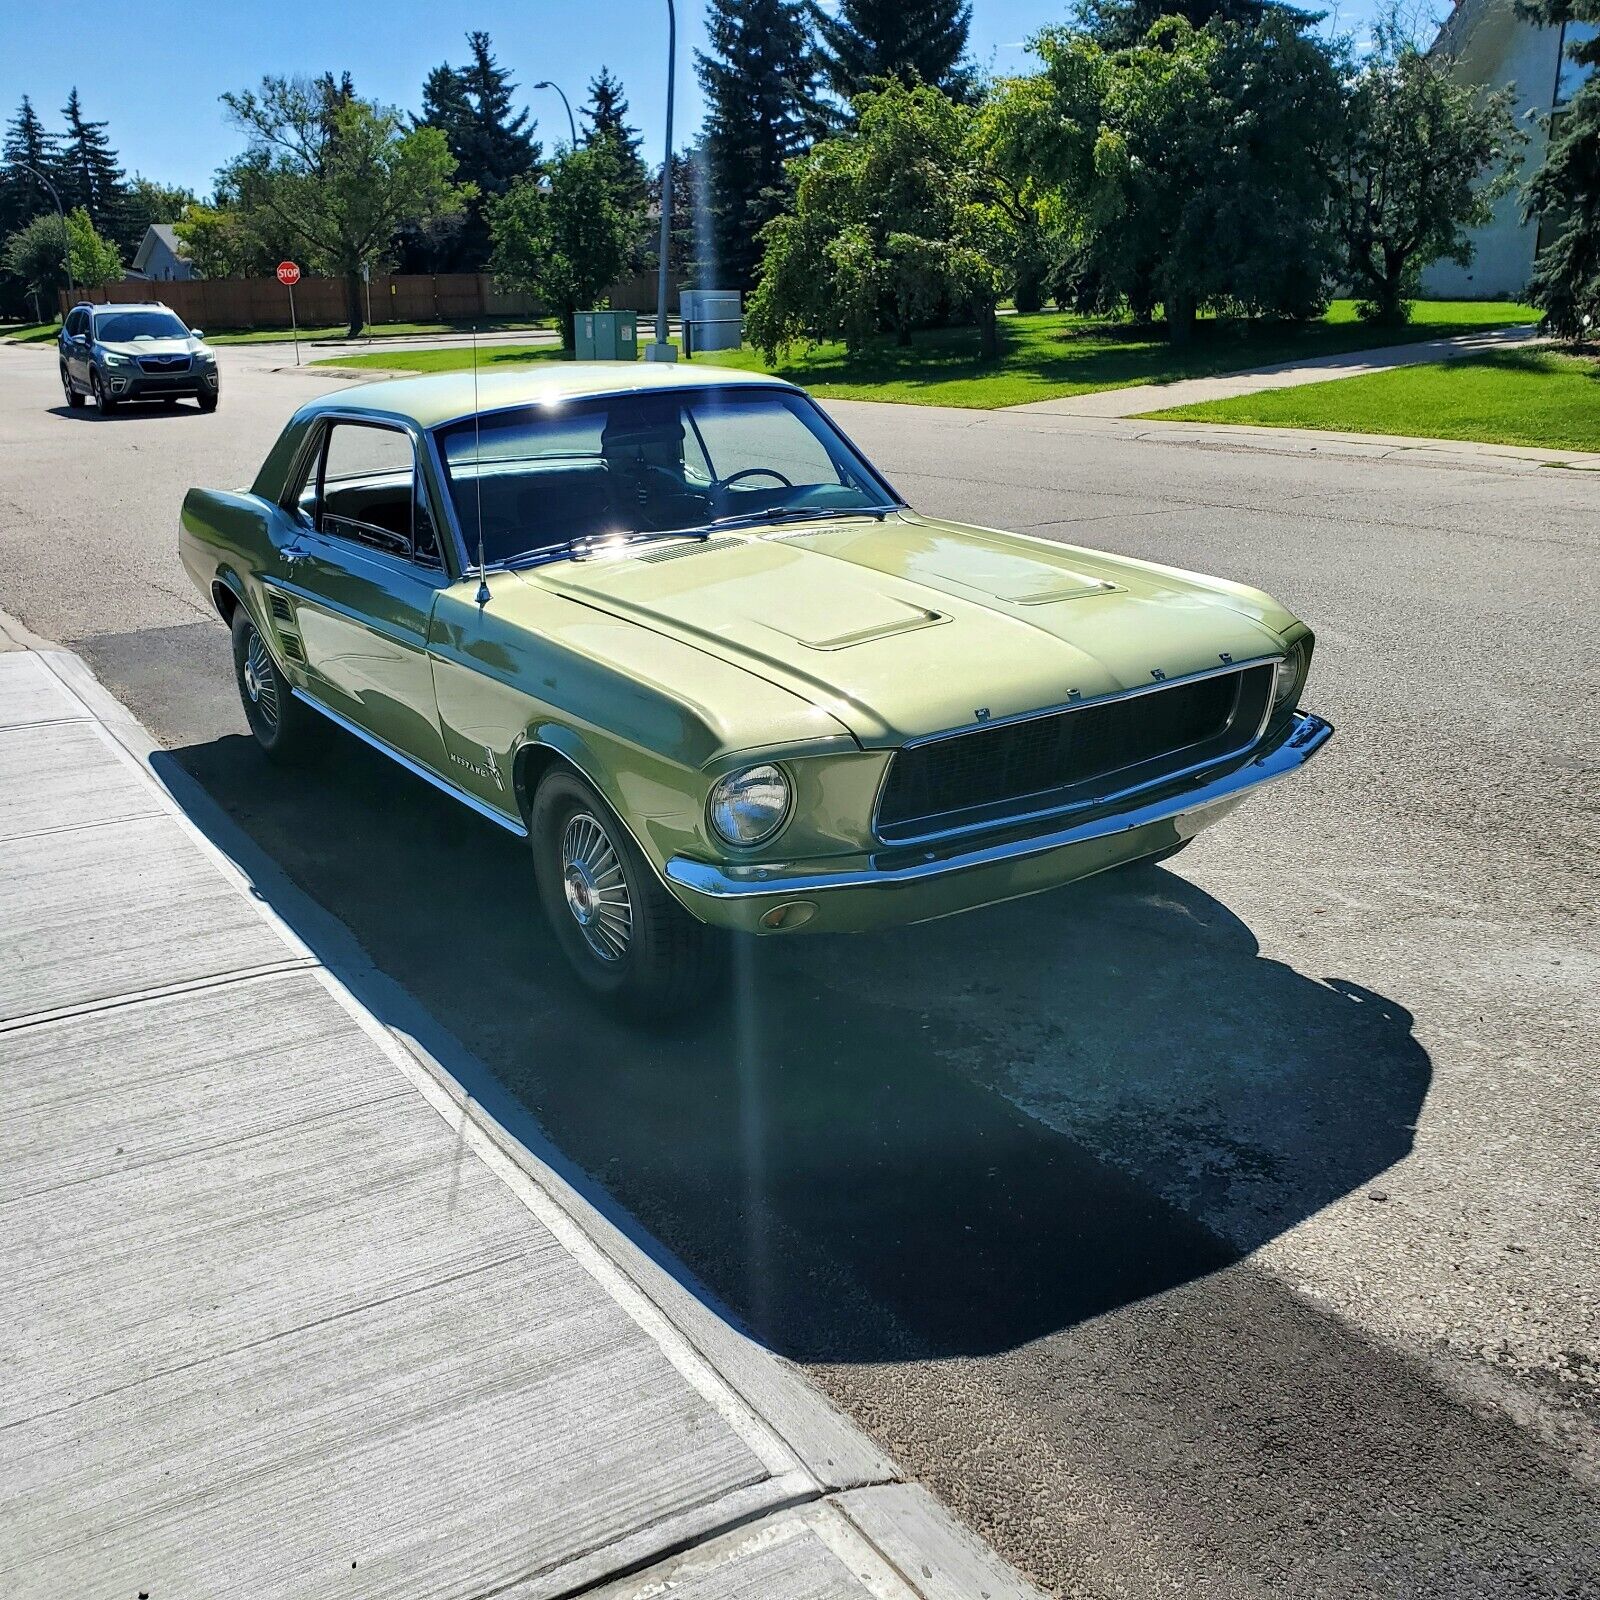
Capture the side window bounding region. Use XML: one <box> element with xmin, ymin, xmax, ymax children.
<box><xmin>309</xmin><ymin>421</ymin><xmax>438</xmax><ymax>567</ymax></box>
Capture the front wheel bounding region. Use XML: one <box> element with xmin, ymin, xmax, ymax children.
<box><xmin>90</xmin><ymin>370</ymin><xmax>117</xmax><ymax>412</ymax></box>
<box><xmin>197</xmin><ymin>390</ymin><xmax>219</xmax><ymax>413</ymax></box>
<box><xmin>230</xmin><ymin>609</ymin><xmax>320</xmax><ymax>763</ymax></box>
<box><xmin>530</xmin><ymin>768</ymin><xmax>722</xmax><ymax>1018</ymax></box>
<box><xmin>61</xmin><ymin>364</ymin><xmax>84</xmax><ymax>408</ymax></box>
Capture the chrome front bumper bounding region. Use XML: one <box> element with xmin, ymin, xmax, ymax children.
<box><xmin>664</xmin><ymin>712</ymin><xmax>1333</xmax><ymax>932</ymax></box>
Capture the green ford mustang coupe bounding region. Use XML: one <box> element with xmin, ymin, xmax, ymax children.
<box><xmin>180</xmin><ymin>364</ymin><xmax>1331</xmax><ymax>1014</ymax></box>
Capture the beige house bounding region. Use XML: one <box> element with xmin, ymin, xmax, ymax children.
<box><xmin>1422</xmin><ymin>0</ymin><xmax>1597</xmax><ymax>298</ymax></box>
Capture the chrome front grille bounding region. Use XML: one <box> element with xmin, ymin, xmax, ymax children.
<box><xmin>875</xmin><ymin>664</ymin><xmax>1274</xmax><ymax>843</ymax></box>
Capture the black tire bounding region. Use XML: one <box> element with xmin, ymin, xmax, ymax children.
<box><xmin>61</xmin><ymin>364</ymin><xmax>84</xmax><ymax>408</ymax></box>
<box><xmin>530</xmin><ymin>767</ymin><xmax>723</xmax><ymax>1018</ymax></box>
<box><xmin>197</xmin><ymin>390</ymin><xmax>219</xmax><ymax>413</ymax></box>
<box><xmin>230</xmin><ymin>608</ymin><xmax>320</xmax><ymax>763</ymax></box>
<box><xmin>90</xmin><ymin>369</ymin><xmax>117</xmax><ymax>413</ymax></box>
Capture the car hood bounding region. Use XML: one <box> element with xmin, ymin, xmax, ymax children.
<box><xmin>528</xmin><ymin>512</ymin><xmax>1298</xmax><ymax>748</ymax></box>
<box><xmin>99</xmin><ymin>337</ymin><xmax>198</xmax><ymax>358</ymax></box>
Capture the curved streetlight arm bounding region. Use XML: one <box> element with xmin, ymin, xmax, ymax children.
<box><xmin>532</xmin><ymin>81</ymin><xmax>578</xmax><ymax>149</ymax></box>
<box><xmin>7</xmin><ymin>161</ymin><xmax>75</xmax><ymax>299</ymax></box>
<box><xmin>648</xmin><ymin>0</ymin><xmax>677</xmax><ymax>360</ymax></box>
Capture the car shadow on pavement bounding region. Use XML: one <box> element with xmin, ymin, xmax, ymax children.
<box><xmin>158</xmin><ymin>726</ymin><xmax>1431</xmax><ymax>1366</ymax></box>
<box><xmin>46</xmin><ymin>404</ymin><xmax>209</xmax><ymax>422</ymax></box>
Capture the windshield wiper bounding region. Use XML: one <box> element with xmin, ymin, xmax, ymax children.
<box><xmin>704</xmin><ymin>505</ymin><xmax>893</xmax><ymax>533</ymax></box>
<box><xmin>496</xmin><ymin>526</ymin><xmax>716</xmax><ymax>572</ymax></box>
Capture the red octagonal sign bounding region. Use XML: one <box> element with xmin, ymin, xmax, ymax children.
<box><xmin>276</xmin><ymin>261</ymin><xmax>301</xmax><ymax>287</ymax></box>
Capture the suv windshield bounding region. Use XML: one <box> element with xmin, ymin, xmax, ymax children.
<box><xmin>94</xmin><ymin>310</ymin><xmax>189</xmax><ymax>343</ymax></box>
<box><xmin>433</xmin><ymin>385</ymin><xmax>896</xmax><ymax>567</ymax></box>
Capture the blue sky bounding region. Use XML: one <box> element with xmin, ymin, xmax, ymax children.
<box><xmin>1</xmin><ymin>0</ymin><xmax>1406</xmax><ymax>199</ymax></box>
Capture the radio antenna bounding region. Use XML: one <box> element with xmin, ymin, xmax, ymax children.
<box><xmin>471</xmin><ymin>324</ymin><xmax>489</xmax><ymax>606</ymax></box>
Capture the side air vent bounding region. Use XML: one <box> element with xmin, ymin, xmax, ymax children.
<box><xmin>268</xmin><ymin>592</ymin><xmax>293</xmax><ymax>623</ymax></box>
<box><xmin>637</xmin><ymin>537</ymin><xmax>742</xmax><ymax>563</ymax></box>
<box><xmin>280</xmin><ymin>634</ymin><xmax>306</xmax><ymax>665</ymax></box>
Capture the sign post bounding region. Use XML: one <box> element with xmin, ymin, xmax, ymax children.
<box><xmin>276</xmin><ymin>261</ymin><xmax>302</xmax><ymax>364</ymax></box>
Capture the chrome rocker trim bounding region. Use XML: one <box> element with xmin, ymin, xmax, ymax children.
<box><xmin>290</xmin><ymin>687</ymin><xmax>529</xmax><ymax>838</ymax></box>
<box><xmin>666</xmin><ymin>711</ymin><xmax>1333</xmax><ymax>901</ymax></box>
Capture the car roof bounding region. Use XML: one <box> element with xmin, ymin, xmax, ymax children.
<box><xmin>316</xmin><ymin>363</ymin><xmax>799</xmax><ymax>430</ymax></box>
<box><xmin>84</xmin><ymin>302</ymin><xmax>171</xmax><ymax>313</ymax></box>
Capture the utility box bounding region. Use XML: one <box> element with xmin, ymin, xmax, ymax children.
<box><xmin>680</xmin><ymin>290</ymin><xmax>742</xmax><ymax>355</ymax></box>
<box><xmin>573</xmin><ymin>309</ymin><xmax>638</xmax><ymax>361</ymax></box>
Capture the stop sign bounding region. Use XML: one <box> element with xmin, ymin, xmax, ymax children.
<box><xmin>276</xmin><ymin>261</ymin><xmax>301</xmax><ymax>287</ymax></box>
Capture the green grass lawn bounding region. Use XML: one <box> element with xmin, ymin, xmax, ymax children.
<box><xmin>1139</xmin><ymin>349</ymin><xmax>1600</xmax><ymax>453</ymax></box>
<box><xmin>309</xmin><ymin>300</ymin><xmax>1537</xmax><ymax>408</ymax></box>
<box><xmin>1</xmin><ymin>316</ymin><xmax>553</xmax><ymax>346</ymax></box>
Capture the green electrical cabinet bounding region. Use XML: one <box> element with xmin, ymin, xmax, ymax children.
<box><xmin>573</xmin><ymin>310</ymin><xmax>639</xmax><ymax>361</ymax></box>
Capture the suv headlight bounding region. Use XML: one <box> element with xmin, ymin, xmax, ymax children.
<box><xmin>708</xmin><ymin>763</ymin><xmax>791</xmax><ymax>846</ymax></box>
<box><xmin>1273</xmin><ymin>639</ymin><xmax>1311</xmax><ymax>714</ymax></box>
<box><xmin>101</xmin><ymin>351</ymin><xmax>133</xmax><ymax>367</ymax></box>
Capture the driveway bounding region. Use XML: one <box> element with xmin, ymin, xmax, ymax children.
<box><xmin>0</xmin><ymin>339</ymin><xmax>1595</xmax><ymax>1597</ymax></box>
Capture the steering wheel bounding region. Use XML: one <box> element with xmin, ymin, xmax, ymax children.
<box><xmin>717</xmin><ymin>468</ymin><xmax>794</xmax><ymax>491</ymax></box>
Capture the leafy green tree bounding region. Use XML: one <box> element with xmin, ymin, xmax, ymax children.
<box><xmin>60</xmin><ymin>89</ymin><xmax>128</xmax><ymax>242</ymax></box>
<box><xmin>697</xmin><ymin>0</ymin><xmax>823</xmax><ymax>289</ymax></box>
<box><xmin>173</xmin><ymin>202</ymin><xmax>267</xmax><ymax>278</ymax></box>
<box><xmin>221</xmin><ymin>76</ymin><xmax>471</xmax><ymax>334</ymax></box>
<box><xmin>746</xmin><ymin>80</ymin><xmax>1024</xmax><ymax>359</ymax></box>
<box><xmin>3</xmin><ymin>206</ymin><xmax>120</xmax><ymax>309</ymax></box>
<box><xmin>1337</xmin><ymin>14</ymin><xmax>1521</xmax><ymax>325</ymax></box>
<box><xmin>414</xmin><ymin>32</ymin><xmax>539</xmax><ymax>268</ymax></box>
<box><xmin>810</xmin><ymin>0</ymin><xmax>976</xmax><ymax>105</ymax></box>
<box><xmin>992</xmin><ymin>16</ymin><xmax>1344</xmax><ymax>342</ymax></box>
<box><xmin>1521</xmin><ymin>0</ymin><xmax>1600</xmax><ymax>340</ymax></box>
<box><xmin>490</xmin><ymin>146</ymin><xmax>632</xmax><ymax>349</ymax></box>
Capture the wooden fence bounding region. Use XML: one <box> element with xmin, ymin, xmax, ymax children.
<box><xmin>59</xmin><ymin>270</ymin><xmax>676</xmax><ymax>329</ymax></box>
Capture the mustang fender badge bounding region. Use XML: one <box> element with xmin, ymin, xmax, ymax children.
<box><xmin>974</xmin><ymin>707</ymin><xmax>991</xmax><ymax>722</ymax></box>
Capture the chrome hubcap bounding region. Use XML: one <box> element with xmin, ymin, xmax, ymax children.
<box><xmin>560</xmin><ymin>811</ymin><xmax>632</xmax><ymax>962</ymax></box>
<box><xmin>243</xmin><ymin>631</ymin><xmax>278</xmax><ymax>728</ymax></box>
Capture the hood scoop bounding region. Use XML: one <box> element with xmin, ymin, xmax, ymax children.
<box><xmin>904</xmin><ymin>542</ymin><xmax>1117</xmax><ymax>607</ymax></box>
<box><xmin>796</xmin><ymin>601</ymin><xmax>946</xmax><ymax>652</ymax></box>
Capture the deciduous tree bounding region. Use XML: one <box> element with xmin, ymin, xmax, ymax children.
<box><xmin>3</xmin><ymin>206</ymin><xmax>120</xmax><ymax>309</ymax></box>
<box><xmin>1336</xmin><ymin>13</ymin><xmax>1521</xmax><ymax>324</ymax></box>
<box><xmin>746</xmin><ymin>81</ymin><xmax>1023</xmax><ymax>359</ymax></box>
<box><xmin>490</xmin><ymin>145</ymin><xmax>632</xmax><ymax>348</ymax></box>
<box><xmin>221</xmin><ymin>76</ymin><xmax>470</xmax><ymax>334</ymax></box>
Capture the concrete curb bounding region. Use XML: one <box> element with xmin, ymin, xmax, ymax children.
<box><xmin>0</xmin><ymin>611</ymin><xmax>1045</xmax><ymax>1599</ymax></box>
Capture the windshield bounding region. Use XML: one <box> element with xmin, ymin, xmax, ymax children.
<box><xmin>433</xmin><ymin>385</ymin><xmax>897</xmax><ymax>568</ymax></box>
<box><xmin>94</xmin><ymin>310</ymin><xmax>189</xmax><ymax>343</ymax></box>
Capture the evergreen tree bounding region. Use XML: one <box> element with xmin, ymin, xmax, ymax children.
<box><xmin>697</xmin><ymin>0</ymin><xmax>822</xmax><ymax>289</ymax></box>
<box><xmin>809</xmin><ymin>0</ymin><xmax>975</xmax><ymax>105</ymax></box>
<box><xmin>414</xmin><ymin>32</ymin><xmax>539</xmax><ymax>269</ymax></box>
<box><xmin>60</xmin><ymin>89</ymin><xmax>128</xmax><ymax>241</ymax></box>
<box><xmin>582</xmin><ymin>65</ymin><xmax>650</xmax><ymax>243</ymax></box>
<box><xmin>1076</xmin><ymin>0</ymin><xmax>1284</xmax><ymax>49</ymax></box>
<box><xmin>1521</xmin><ymin>0</ymin><xmax>1600</xmax><ymax>340</ymax></box>
<box><xmin>1</xmin><ymin>96</ymin><xmax>62</xmax><ymax>276</ymax></box>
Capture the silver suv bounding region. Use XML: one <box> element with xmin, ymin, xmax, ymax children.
<box><xmin>59</xmin><ymin>303</ymin><xmax>219</xmax><ymax>413</ymax></box>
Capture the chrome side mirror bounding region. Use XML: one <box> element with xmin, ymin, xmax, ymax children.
<box><xmin>190</xmin><ymin>327</ymin><xmax>205</xmax><ymax>339</ymax></box>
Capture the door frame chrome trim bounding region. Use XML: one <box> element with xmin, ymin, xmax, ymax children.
<box><xmin>290</xmin><ymin>687</ymin><xmax>528</xmax><ymax>837</ymax></box>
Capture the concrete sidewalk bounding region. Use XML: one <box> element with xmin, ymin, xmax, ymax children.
<box><xmin>0</xmin><ymin>632</ymin><xmax>1041</xmax><ymax>1600</ymax></box>
<box><xmin>1011</xmin><ymin>321</ymin><xmax>1544</xmax><ymax>418</ymax></box>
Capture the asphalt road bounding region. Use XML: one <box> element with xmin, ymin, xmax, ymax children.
<box><xmin>2</xmin><ymin>339</ymin><xmax>1597</xmax><ymax>1597</ymax></box>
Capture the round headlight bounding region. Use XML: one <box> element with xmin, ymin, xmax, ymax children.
<box><xmin>1273</xmin><ymin>641</ymin><xmax>1309</xmax><ymax>712</ymax></box>
<box><xmin>709</xmin><ymin>763</ymin><xmax>791</xmax><ymax>847</ymax></box>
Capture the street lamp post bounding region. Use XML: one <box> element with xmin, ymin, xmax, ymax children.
<box><xmin>646</xmin><ymin>0</ymin><xmax>678</xmax><ymax>362</ymax></box>
<box><xmin>9</xmin><ymin>161</ymin><xmax>75</xmax><ymax>310</ymax></box>
<box><xmin>532</xmin><ymin>81</ymin><xmax>577</xmax><ymax>149</ymax></box>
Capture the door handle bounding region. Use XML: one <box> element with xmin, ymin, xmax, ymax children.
<box><xmin>282</xmin><ymin>545</ymin><xmax>308</xmax><ymax>567</ymax></box>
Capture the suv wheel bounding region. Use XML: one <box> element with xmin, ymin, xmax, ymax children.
<box><xmin>91</xmin><ymin>370</ymin><xmax>117</xmax><ymax>413</ymax></box>
<box><xmin>197</xmin><ymin>390</ymin><xmax>219</xmax><ymax>413</ymax></box>
<box><xmin>61</xmin><ymin>364</ymin><xmax>84</xmax><ymax>408</ymax></box>
<box><xmin>231</xmin><ymin>609</ymin><xmax>320</xmax><ymax>763</ymax></box>
<box><xmin>530</xmin><ymin>767</ymin><xmax>723</xmax><ymax>1018</ymax></box>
